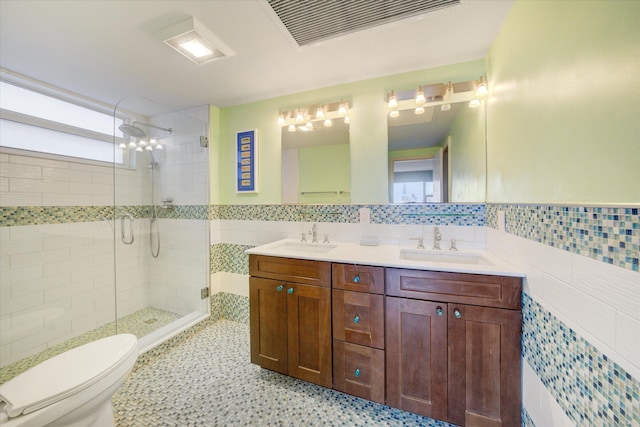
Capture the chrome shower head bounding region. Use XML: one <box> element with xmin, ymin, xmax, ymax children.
<box><xmin>119</xmin><ymin>123</ymin><xmax>147</xmax><ymax>139</ymax></box>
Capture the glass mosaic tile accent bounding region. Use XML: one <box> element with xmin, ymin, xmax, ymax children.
<box><xmin>522</xmin><ymin>293</ymin><xmax>640</xmax><ymax>427</ymax></box>
<box><xmin>522</xmin><ymin>407</ymin><xmax>535</xmax><ymax>427</ymax></box>
<box><xmin>113</xmin><ymin>320</ymin><xmax>459</xmax><ymax>427</ymax></box>
<box><xmin>211</xmin><ymin>243</ymin><xmax>253</xmax><ymax>274</ymax></box>
<box><xmin>0</xmin><ymin>307</ymin><xmax>179</xmax><ymax>384</ymax></box>
<box><xmin>219</xmin><ymin>292</ymin><xmax>250</xmax><ymax>324</ymax></box>
<box><xmin>210</xmin><ymin>203</ymin><xmax>486</xmax><ymax>226</ymax></box>
<box><xmin>487</xmin><ymin>204</ymin><xmax>639</xmax><ymax>272</ymax></box>
<box><xmin>1</xmin><ymin>204</ymin><xmax>209</xmax><ymax>226</ymax></box>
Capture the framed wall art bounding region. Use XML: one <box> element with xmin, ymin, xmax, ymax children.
<box><xmin>236</xmin><ymin>129</ymin><xmax>258</xmax><ymax>193</ymax></box>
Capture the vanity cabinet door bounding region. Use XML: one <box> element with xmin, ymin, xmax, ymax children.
<box><xmin>250</xmin><ymin>277</ymin><xmax>288</xmax><ymax>375</ymax></box>
<box><xmin>385</xmin><ymin>296</ymin><xmax>448</xmax><ymax>420</ymax></box>
<box><xmin>447</xmin><ymin>304</ymin><xmax>522</xmax><ymax>427</ymax></box>
<box><xmin>286</xmin><ymin>282</ymin><xmax>332</xmax><ymax>388</ymax></box>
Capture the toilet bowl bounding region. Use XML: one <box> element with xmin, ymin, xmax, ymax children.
<box><xmin>0</xmin><ymin>334</ymin><xmax>138</xmax><ymax>427</ymax></box>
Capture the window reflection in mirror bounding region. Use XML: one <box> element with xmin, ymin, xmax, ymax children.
<box><xmin>388</xmin><ymin>99</ymin><xmax>485</xmax><ymax>203</ymax></box>
<box><xmin>281</xmin><ymin>121</ymin><xmax>350</xmax><ymax>204</ymax></box>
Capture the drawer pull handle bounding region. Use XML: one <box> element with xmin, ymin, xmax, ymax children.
<box><xmin>276</xmin><ymin>285</ymin><xmax>283</xmax><ymax>292</ymax></box>
<box><xmin>287</xmin><ymin>287</ymin><xmax>294</xmax><ymax>295</ymax></box>
<box><xmin>354</xmin><ymin>368</ymin><xmax>361</xmax><ymax>378</ymax></box>
<box><xmin>353</xmin><ymin>315</ymin><xmax>360</xmax><ymax>324</ymax></box>
<box><xmin>353</xmin><ymin>275</ymin><xmax>360</xmax><ymax>283</ymax></box>
<box><xmin>454</xmin><ymin>308</ymin><xmax>462</xmax><ymax>319</ymax></box>
<box><xmin>436</xmin><ymin>307</ymin><xmax>443</xmax><ymax>317</ymax></box>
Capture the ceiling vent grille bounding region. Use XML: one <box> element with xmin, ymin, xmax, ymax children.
<box><xmin>267</xmin><ymin>0</ymin><xmax>461</xmax><ymax>47</ymax></box>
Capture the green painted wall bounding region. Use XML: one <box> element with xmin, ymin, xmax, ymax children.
<box><xmin>299</xmin><ymin>144</ymin><xmax>350</xmax><ymax>204</ymax></box>
<box><xmin>486</xmin><ymin>0</ymin><xmax>640</xmax><ymax>204</ymax></box>
<box><xmin>215</xmin><ymin>60</ymin><xmax>485</xmax><ymax>205</ymax></box>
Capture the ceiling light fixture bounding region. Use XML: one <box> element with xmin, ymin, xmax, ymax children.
<box><xmin>388</xmin><ymin>90</ymin><xmax>398</xmax><ymax>109</ymax></box>
<box><xmin>155</xmin><ymin>17</ymin><xmax>236</xmax><ymax>65</ymax></box>
<box><xmin>475</xmin><ymin>76</ymin><xmax>488</xmax><ymax>97</ymax></box>
<box><xmin>415</xmin><ymin>86</ymin><xmax>426</xmax><ymax>104</ymax></box>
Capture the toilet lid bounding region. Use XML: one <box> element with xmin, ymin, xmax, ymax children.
<box><xmin>0</xmin><ymin>334</ymin><xmax>137</xmax><ymax>418</ymax></box>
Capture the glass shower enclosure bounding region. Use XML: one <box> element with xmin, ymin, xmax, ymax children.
<box><xmin>0</xmin><ymin>95</ymin><xmax>210</xmax><ymax>382</ymax></box>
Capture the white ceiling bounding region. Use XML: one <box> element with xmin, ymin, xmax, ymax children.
<box><xmin>0</xmin><ymin>0</ymin><xmax>513</xmax><ymax>111</ymax></box>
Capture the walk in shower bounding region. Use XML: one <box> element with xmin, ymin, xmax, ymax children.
<box><xmin>0</xmin><ymin>91</ymin><xmax>210</xmax><ymax>381</ymax></box>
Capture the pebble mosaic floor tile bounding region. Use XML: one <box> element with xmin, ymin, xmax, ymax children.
<box><xmin>113</xmin><ymin>320</ymin><xmax>459</xmax><ymax>427</ymax></box>
<box><xmin>0</xmin><ymin>307</ymin><xmax>179</xmax><ymax>384</ymax></box>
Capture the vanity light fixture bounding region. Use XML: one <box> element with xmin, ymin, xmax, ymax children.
<box><xmin>149</xmin><ymin>138</ymin><xmax>157</xmax><ymax>146</ymax></box>
<box><xmin>344</xmin><ymin>116</ymin><xmax>350</xmax><ymax>124</ymax></box>
<box><xmin>155</xmin><ymin>144</ymin><xmax>163</xmax><ymax>150</ymax></box>
<box><xmin>136</xmin><ymin>146</ymin><xmax>144</xmax><ymax>152</ymax></box>
<box><xmin>415</xmin><ymin>86</ymin><xmax>426</xmax><ymax>104</ymax></box>
<box><xmin>441</xmin><ymin>81</ymin><xmax>453</xmax><ymax>111</ymax></box>
<box><xmin>145</xmin><ymin>145</ymin><xmax>153</xmax><ymax>151</ymax></box>
<box><xmin>315</xmin><ymin>105</ymin><xmax>325</xmax><ymax>119</ymax></box>
<box><xmin>475</xmin><ymin>76</ymin><xmax>488</xmax><ymax>97</ymax></box>
<box><xmin>288</xmin><ymin>124</ymin><xmax>296</xmax><ymax>132</ymax></box>
<box><xmin>324</xmin><ymin>118</ymin><xmax>332</xmax><ymax>127</ymax></box>
<box><xmin>415</xmin><ymin>106</ymin><xmax>425</xmax><ymax>115</ymax></box>
<box><xmin>295</xmin><ymin>109</ymin><xmax>304</xmax><ymax>122</ymax></box>
<box><xmin>469</xmin><ymin>99</ymin><xmax>481</xmax><ymax>108</ymax></box>
<box><xmin>128</xmin><ymin>141</ymin><xmax>137</xmax><ymax>148</ymax></box>
<box><xmin>277</xmin><ymin>112</ymin><xmax>286</xmax><ymax>126</ymax></box>
<box><xmin>119</xmin><ymin>143</ymin><xmax>127</xmax><ymax>149</ymax></box>
<box><xmin>154</xmin><ymin>17</ymin><xmax>235</xmax><ymax>65</ymax></box>
<box><xmin>338</xmin><ymin>100</ymin><xmax>347</xmax><ymax>116</ymax></box>
<box><xmin>388</xmin><ymin>90</ymin><xmax>398</xmax><ymax>109</ymax></box>
<box><xmin>389</xmin><ymin>110</ymin><xmax>399</xmax><ymax>118</ymax></box>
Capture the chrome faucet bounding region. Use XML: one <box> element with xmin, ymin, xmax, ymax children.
<box><xmin>309</xmin><ymin>223</ymin><xmax>318</xmax><ymax>243</ymax></box>
<box><xmin>410</xmin><ymin>237</ymin><xmax>425</xmax><ymax>249</ymax></box>
<box><xmin>433</xmin><ymin>227</ymin><xmax>442</xmax><ymax>250</ymax></box>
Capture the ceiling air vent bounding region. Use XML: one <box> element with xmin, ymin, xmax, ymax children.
<box><xmin>267</xmin><ymin>0</ymin><xmax>461</xmax><ymax>47</ymax></box>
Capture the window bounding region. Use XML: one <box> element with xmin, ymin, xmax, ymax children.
<box><xmin>0</xmin><ymin>80</ymin><xmax>124</xmax><ymax>163</ymax></box>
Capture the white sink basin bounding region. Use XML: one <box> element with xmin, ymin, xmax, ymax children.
<box><xmin>272</xmin><ymin>242</ymin><xmax>338</xmax><ymax>254</ymax></box>
<box><xmin>400</xmin><ymin>249</ymin><xmax>493</xmax><ymax>265</ymax></box>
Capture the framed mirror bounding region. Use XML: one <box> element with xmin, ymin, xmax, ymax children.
<box><xmin>281</xmin><ymin>120</ymin><xmax>350</xmax><ymax>204</ymax></box>
<box><xmin>387</xmin><ymin>80</ymin><xmax>486</xmax><ymax>203</ymax></box>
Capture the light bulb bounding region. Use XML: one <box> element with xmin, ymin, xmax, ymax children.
<box><xmin>469</xmin><ymin>99</ymin><xmax>481</xmax><ymax>108</ymax></box>
<box><xmin>305</xmin><ymin>121</ymin><xmax>313</xmax><ymax>130</ymax></box>
<box><xmin>155</xmin><ymin>144</ymin><xmax>163</xmax><ymax>150</ymax></box>
<box><xmin>389</xmin><ymin>110</ymin><xmax>399</xmax><ymax>118</ymax></box>
<box><xmin>415</xmin><ymin>86</ymin><xmax>426</xmax><ymax>104</ymax></box>
<box><xmin>441</xmin><ymin>103</ymin><xmax>451</xmax><ymax>111</ymax></box>
<box><xmin>324</xmin><ymin>118</ymin><xmax>332</xmax><ymax>127</ymax></box>
<box><xmin>145</xmin><ymin>145</ymin><xmax>153</xmax><ymax>151</ymax></box>
<box><xmin>136</xmin><ymin>146</ymin><xmax>143</xmax><ymax>152</ymax></box>
<box><xmin>149</xmin><ymin>138</ymin><xmax>157</xmax><ymax>146</ymax></box>
<box><xmin>388</xmin><ymin>91</ymin><xmax>398</xmax><ymax>109</ymax></box>
<box><xmin>415</xmin><ymin>106</ymin><xmax>425</xmax><ymax>115</ymax></box>
<box><xmin>119</xmin><ymin>143</ymin><xmax>127</xmax><ymax>149</ymax></box>
<box><xmin>475</xmin><ymin>76</ymin><xmax>488</xmax><ymax>97</ymax></box>
<box><xmin>338</xmin><ymin>100</ymin><xmax>347</xmax><ymax>116</ymax></box>
<box><xmin>295</xmin><ymin>109</ymin><xmax>304</xmax><ymax>122</ymax></box>
<box><xmin>277</xmin><ymin>113</ymin><xmax>285</xmax><ymax>126</ymax></box>
<box><xmin>443</xmin><ymin>81</ymin><xmax>454</xmax><ymax>101</ymax></box>
<box><xmin>288</xmin><ymin>124</ymin><xmax>296</xmax><ymax>132</ymax></box>
<box><xmin>315</xmin><ymin>106</ymin><xmax>325</xmax><ymax>119</ymax></box>
<box><xmin>344</xmin><ymin>116</ymin><xmax>350</xmax><ymax>124</ymax></box>
<box><xmin>128</xmin><ymin>141</ymin><xmax>137</xmax><ymax>148</ymax></box>
<box><xmin>139</xmin><ymin>139</ymin><xmax>147</xmax><ymax>147</ymax></box>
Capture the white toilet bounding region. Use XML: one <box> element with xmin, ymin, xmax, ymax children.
<box><xmin>0</xmin><ymin>334</ymin><xmax>138</xmax><ymax>427</ymax></box>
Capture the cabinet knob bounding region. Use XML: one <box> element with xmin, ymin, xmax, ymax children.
<box><xmin>287</xmin><ymin>287</ymin><xmax>294</xmax><ymax>295</ymax></box>
<box><xmin>353</xmin><ymin>275</ymin><xmax>360</xmax><ymax>283</ymax></box>
<box><xmin>276</xmin><ymin>285</ymin><xmax>283</xmax><ymax>292</ymax></box>
<box><xmin>354</xmin><ymin>368</ymin><xmax>361</xmax><ymax>378</ymax></box>
<box><xmin>454</xmin><ymin>308</ymin><xmax>462</xmax><ymax>319</ymax></box>
<box><xmin>353</xmin><ymin>315</ymin><xmax>360</xmax><ymax>324</ymax></box>
<box><xmin>436</xmin><ymin>306</ymin><xmax>443</xmax><ymax>317</ymax></box>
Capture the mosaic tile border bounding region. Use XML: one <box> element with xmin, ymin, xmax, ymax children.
<box><xmin>522</xmin><ymin>407</ymin><xmax>535</xmax><ymax>427</ymax></box>
<box><xmin>522</xmin><ymin>293</ymin><xmax>639</xmax><ymax>427</ymax></box>
<box><xmin>211</xmin><ymin>243</ymin><xmax>253</xmax><ymax>275</ymax></box>
<box><xmin>210</xmin><ymin>203</ymin><xmax>486</xmax><ymax>226</ymax></box>
<box><xmin>487</xmin><ymin>204</ymin><xmax>640</xmax><ymax>272</ymax></box>
<box><xmin>1</xmin><ymin>205</ymin><xmax>209</xmax><ymax>226</ymax></box>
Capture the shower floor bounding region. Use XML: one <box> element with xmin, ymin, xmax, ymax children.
<box><xmin>0</xmin><ymin>307</ymin><xmax>179</xmax><ymax>384</ymax></box>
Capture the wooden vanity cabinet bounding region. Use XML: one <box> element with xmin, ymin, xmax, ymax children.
<box><xmin>332</xmin><ymin>264</ymin><xmax>386</xmax><ymax>403</ymax></box>
<box><xmin>249</xmin><ymin>255</ymin><xmax>332</xmax><ymax>388</ymax></box>
<box><xmin>385</xmin><ymin>268</ymin><xmax>522</xmax><ymax>427</ymax></box>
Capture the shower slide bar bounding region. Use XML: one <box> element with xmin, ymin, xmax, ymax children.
<box><xmin>120</xmin><ymin>213</ymin><xmax>134</xmax><ymax>245</ymax></box>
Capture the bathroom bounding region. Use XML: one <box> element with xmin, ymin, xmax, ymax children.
<box><xmin>0</xmin><ymin>1</ymin><xmax>638</xmax><ymax>426</ymax></box>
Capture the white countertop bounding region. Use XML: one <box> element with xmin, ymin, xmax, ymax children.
<box><xmin>245</xmin><ymin>239</ymin><xmax>525</xmax><ymax>277</ymax></box>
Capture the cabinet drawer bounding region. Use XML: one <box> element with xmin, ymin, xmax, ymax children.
<box><xmin>386</xmin><ymin>268</ymin><xmax>522</xmax><ymax>310</ymax></box>
<box><xmin>333</xmin><ymin>341</ymin><xmax>385</xmax><ymax>404</ymax></box>
<box><xmin>332</xmin><ymin>264</ymin><xmax>384</xmax><ymax>294</ymax></box>
<box><xmin>332</xmin><ymin>290</ymin><xmax>384</xmax><ymax>349</ymax></box>
<box><xmin>249</xmin><ymin>254</ymin><xmax>331</xmax><ymax>288</ymax></box>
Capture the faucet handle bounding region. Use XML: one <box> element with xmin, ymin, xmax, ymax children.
<box><xmin>449</xmin><ymin>239</ymin><xmax>458</xmax><ymax>251</ymax></box>
<box><xmin>301</xmin><ymin>232</ymin><xmax>307</xmax><ymax>242</ymax></box>
<box><xmin>410</xmin><ymin>237</ymin><xmax>425</xmax><ymax>249</ymax></box>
